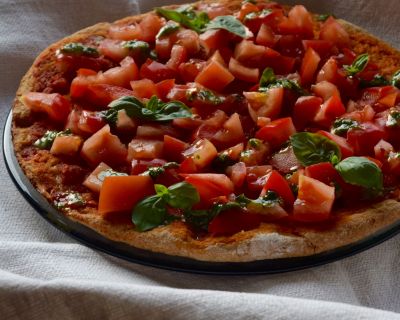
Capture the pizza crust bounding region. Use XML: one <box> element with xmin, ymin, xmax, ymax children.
<box><xmin>11</xmin><ymin>0</ymin><xmax>400</xmax><ymax>262</ymax></box>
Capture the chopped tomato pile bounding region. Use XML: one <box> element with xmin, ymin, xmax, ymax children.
<box><xmin>22</xmin><ymin>1</ymin><xmax>400</xmax><ymax>236</ymax></box>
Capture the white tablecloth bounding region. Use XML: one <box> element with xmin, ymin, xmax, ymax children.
<box><xmin>1</xmin><ymin>0</ymin><xmax>399</xmax><ymax>319</ymax></box>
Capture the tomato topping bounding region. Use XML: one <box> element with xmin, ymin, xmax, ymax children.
<box><xmin>374</xmin><ymin>139</ymin><xmax>393</xmax><ymax>161</ymax></box>
<box><xmin>163</xmin><ymin>135</ymin><xmax>189</xmax><ymax>162</ymax></box>
<box><xmin>130</xmin><ymin>79</ymin><xmax>158</xmax><ymax>99</ymax></box>
<box><xmin>83</xmin><ymin>162</ymin><xmax>112</xmax><ymax>193</ymax></box>
<box><xmin>179</xmin><ymin>59</ymin><xmax>206</xmax><ymax>83</ymax></box>
<box><xmin>82</xmin><ymin>84</ymin><xmax>135</xmax><ymax>106</ymax></box>
<box><xmin>234</xmin><ymin>40</ymin><xmax>266</xmax><ymax>67</ymax></box>
<box><xmin>302</xmin><ymin>40</ymin><xmax>334</xmax><ymax>59</ymax></box>
<box><xmin>347</xmin><ymin>122</ymin><xmax>387</xmax><ymax>155</ymax></box>
<box><xmin>319</xmin><ymin>17</ymin><xmax>350</xmax><ymax>49</ymax></box>
<box><xmin>278</xmin><ymin>5</ymin><xmax>314</xmax><ymax>39</ymax></box>
<box><xmin>182</xmin><ymin>139</ymin><xmax>218</xmax><ymax>169</ymax></box>
<box><xmin>317</xmin><ymin>130</ymin><xmax>354</xmax><ymax>159</ymax></box>
<box><xmin>293</xmin><ymin>96</ymin><xmax>322</xmax><ymax>130</ymax></box>
<box><xmin>245</xmin><ymin>88</ymin><xmax>284</xmax><ymax>122</ymax></box>
<box><xmin>127</xmin><ymin>138</ymin><xmax>164</xmax><ymax>161</ymax></box>
<box><xmin>256</xmin><ymin>117</ymin><xmax>296</xmax><ymax>149</ymax></box>
<box><xmin>261</xmin><ymin>170</ymin><xmax>295</xmax><ymax>208</ymax></box>
<box><xmin>50</xmin><ymin>135</ymin><xmax>83</xmax><ymax>157</ymax></box>
<box><xmin>314</xmin><ymin>94</ymin><xmax>346</xmax><ymax>127</ymax></box>
<box><xmin>99</xmin><ymin>175</ymin><xmax>154</xmax><ymax>218</ymax></box>
<box><xmin>140</xmin><ymin>59</ymin><xmax>176</xmax><ymax>83</ymax></box>
<box><xmin>304</xmin><ymin>162</ymin><xmax>341</xmax><ymax>186</ymax></box>
<box><xmin>293</xmin><ymin>175</ymin><xmax>335</xmax><ymax>222</ymax></box>
<box><xmin>21</xmin><ymin>92</ymin><xmax>71</xmax><ymax>122</ymax></box>
<box><xmin>155</xmin><ymin>79</ymin><xmax>175</xmax><ymax>100</ymax></box>
<box><xmin>227</xmin><ymin>162</ymin><xmax>247</xmax><ymax>189</ymax></box>
<box><xmin>256</xmin><ymin>24</ymin><xmax>280</xmax><ymax>47</ymax></box>
<box><xmin>300</xmin><ymin>47</ymin><xmax>321</xmax><ymax>85</ymax></box>
<box><xmin>195</xmin><ymin>60</ymin><xmax>235</xmax><ymax>92</ymax></box>
<box><xmin>228</xmin><ymin>58</ymin><xmax>260</xmax><ymax>83</ymax></box>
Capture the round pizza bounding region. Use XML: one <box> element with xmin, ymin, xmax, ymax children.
<box><xmin>11</xmin><ymin>0</ymin><xmax>400</xmax><ymax>262</ymax></box>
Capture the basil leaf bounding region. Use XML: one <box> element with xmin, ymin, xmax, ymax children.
<box><xmin>259</xmin><ymin>68</ymin><xmax>307</xmax><ymax>95</ymax></box>
<box><xmin>331</xmin><ymin>118</ymin><xmax>360</xmax><ymax>136</ymax></box>
<box><xmin>386</xmin><ymin>110</ymin><xmax>400</xmax><ymax>127</ymax></box>
<box><xmin>205</xmin><ymin>15</ymin><xmax>248</xmax><ymax>38</ymax></box>
<box><xmin>163</xmin><ymin>182</ymin><xmax>199</xmax><ymax>210</ymax></box>
<box><xmin>344</xmin><ymin>53</ymin><xmax>369</xmax><ymax>77</ymax></box>
<box><xmin>132</xmin><ymin>195</ymin><xmax>168</xmax><ymax>232</ymax></box>
<box><xmin>155</xmin><ymin>7</ymin><xmax>209</xmax><ymax>33</ymax></box>
<box><xmin>335</xmin><ymin>157</ymin><xmax>383</xmax><ymax>191</ymax></box>
<box><xmin>316</xmin><ymin>14</ymin><xmax>334</xmax><ymax>22</ymax></box>
<box><xmin>60</xmin><ymin>43</ymin><xmax>99</xmax><ymax>57</ymax></box>
<box><xmin>156</xmin><ymin>21</ymin><xmax>180</xmax><ymax>38</ymax></box>
<box><xmin>186</xmin><ymin>88</ymin><xmax>223</xmax><ymax>105</ymax></box>
<box><xmin>391</xmin><ymin>70</ymin><xmax>400</xmax><ymax>88</ymax></box>
<box><xmin>290</xmin><ymin>132</ymin><xmax>342</xmax><ymax>166</ymax></box>
<box><xmin>259</xmin><ymin>68</ymin><xmax>276</xmax><ymax>88</ymax></box>
<box><xmin>237</xmin><ymin>191</ymin><xmax>284</xmax><ymax>214</ymax></box>
<box><xmin>360</xmin><ymin>74</ymin><xmax>390</xmax><ymax>88</ymax></box>
<box><xmin>33</xmin><ymin>129</ymin><xmax>72</xmax><ymax>149</ymax></box>
<box><xmin>103</xmin><ymin>96</ymin><xmax>192</xmax><ymax>124</ymax></box>
<box><xmin>141</xmin><ymin>162</ymin><xmax>179</xmax><ymax>179</ymax></box>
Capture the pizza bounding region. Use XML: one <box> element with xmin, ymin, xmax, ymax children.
<box><xmin>11</xmin><ymin>0</ymin><xmax>400</xmax><ymax>262</ymax></box>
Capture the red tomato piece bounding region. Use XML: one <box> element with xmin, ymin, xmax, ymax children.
<box><xmin>314</xmin><ymin>94</ymin><xmax>346</xmax><ymax>127</ymax></box>
<box><xmin>246</xmin><ymin>165</ymin><xmax>273</xmax><ymax>193</ymax></box>
<box><xmin>304</xmin><ymin>162</ymin><xmax>340</xmax><ymax>186</ymax></box>
<box><xmin>300</xmin><ymin>47</ymin><xmax>321</xmax><ymax>85</ymax></box>
<box><xmin>260</xmin><ymin>170</ymin><xmax>295</xmax><ymax>208</ymax></box>
<box><xmin>139</xmin><ymin>14</ymin><xmax>164</xmax><ymax>42</ymax></box>
<box><xmin>244</xmin><ymin>88</ymin><xmax>284</xmax><ymax>122</ymax></box>
<box><xmin>179</xmin><ymin>157</ymin><xmax>198</xmax><ymax>174</ymax></box>
<box><xmin>131</xmin><ymin>158</ymin><xmax>166</xmax><ymax>175</ymax></box>
<box><xmin>374</xmin><ymin>139</ymin><xmax>393</xmax><ymax>161</ymax></box>
<box><xmin>316</xmin><ymin>58</ymin><xmax>339</xmax><ymax>84</ymax></box>
<box><xmin>312</xmin><ymin>81</ymin><xmax>340</xmax><ymax>101</ymax></box>
<box><xmin>130</xmin><ymin>79</ymin><xmax>158</xmax><ymax>99</ymax></box>
<box><xmin>302</xmin><ymin>40</ymin><xmax>334</xmax><ymax>59</ymax></box>
<box><xmin>182</xmin><ymin>139</ymin><xmax>218</xmax><ymax>169</ymax></box>
<box><xmin>269</xmin><ymin>146</ymin><xmax>300</xmax><ymax>174</ymax></box>
<box><xmin>50</xmin><ymin>135</ymin><xmax>83</xmax><ymax>157</ymax></box>
<box><xmin>182</xmin><ymin>173</ymin><xmax>234</xmax><ymax>203</ymax></box>
<box><xmin>237</xmin><ymin>2</ymin><xmax>259</xmax><ymax>20</ymax></box>
<box><xmin>163</xmin><ymin>135</ymin><xmax>189</xmax><ymax>162</ymax></box>
<box><xmin>256</xmin><ymin>24</ymin><xmax>280</xmax><ymax>47</ymax></box>
<box><xmin>256</xmin><ymin>117</ymin><xmax>296</xmax><ymax>149</ymax></box>
<box><xmin>228</xmin><ymin>162</ymin><xmax>247</xmax><ymax>189</ymax></box>
<box><xmin>21</xmin><ymin>92</ymin><xmax>71</xmax><ymax>122</ymax></box>
<box><xmin>293</xmin><ymin>96</ymin><xmax>323</xmax><ymax>130</ymax></box>
<box><xmin>178</xmin><ymin>59</ymin><xmax>207</xmax><ymax>83</ymax></box>
<box><xmin>263</xmin><ymin>48</ymin><xmax>296</xmax><ymax>74</ymax></box>
<box><xmin>98</xmin><ymin>39</ymin><xmax>128</xmax><ymax>62</ymax></box>
<box><xmin>212</xmin><ymin>113</ymin><xmax>245</xmax><ymax>148</ymax></box>
<box><xmin>195</xmin><ymin>60</ymin><xmax>235</xmax><ymax>92</ymax></box>
<box><xmin>99</xmin><ymin>175</ymin><xmax>154</xmax><ymax>218</ymax></box>
<box><xmin>109</xmin><ymin>23</ymin><xmax>142</xmax><ymax>41</ymax></box>
<box><xmin>78</xmin><ymin>110</ymin><xmax>105</xmax><ymax>135</ymax></box>
<box><xmin>233</xmin><ymin>40</ymin><xmax>266</xmax><ymax>67</ymax></box>
<box><xmin>200</xmin><ymin>29</ymin><xmax>230</xmax><ymax>54</ymax></box>
<box><xmin>347</xmin><ymin>122</ymin><xmax>387</xmax><ymax>155</ymax></box>
<box><xmin>83</xmin><ymin>84</ymin><xmax>135</xmax><ymax>106</ymax></box>
<box><xmin>83</xmin><ymin>162</ymin><xmax>112</xmax><ymax>193</ymax></box>
<box><xmin>127</xmin><ymin>138</ymin><xmax>164</xmax><ymax>161</ymax></box>
<box><xmin>278</xmin><ymin>5</ymin><xmax>314</xmax><ymax>38</ymax></box>
<box><xmin>293</xmin><ymin>175</ymin><xmax>335</xmax><ymax>222</ymax></box>
<box><xmin>228</xmin><ymin>58</ymin><xmax>260</xmax><ymax>83</ymax></box>
<box><xmin>166</xmin><ymin>45</ymin><xmax>188</xmax><ymax>71</ymax></box>
<box><xmin>140</xmin><ymin>59</ymin><xmax>176</xmax><ymax>83</ymax></box>
<box><xmin>81</xmin><ymin>125</ymin><xmax>128</xmax><ymax>167</ymax></box>
<box><xmin>319</xmin><ymin>17</ymin><xmax>350</xmax><ymax>49</ymax></box>
<box><xmin>208</xmin><ymin>210</ymin><xmax>263</xmax><ymax>236</ymax></box>
<box><xmin>155</xmin><ymin>79</ymin><xmax>175</xmax><ymax>101</ymax></box>
<box><xmin>317</xmin><ymin>130</ymin><xmax>354</xmax><ymax>159</ymax></box>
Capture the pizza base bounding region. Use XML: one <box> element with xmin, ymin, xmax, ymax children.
<box><xmin>11</xmin><ymin>0</ymin><xmax>400</xmax><ymax>262</ymax></box>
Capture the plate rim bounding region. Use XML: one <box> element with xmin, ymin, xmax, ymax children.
<box><xmin>4</xmin><ymin>110</ymin><xmax>400</xmax><ymax>275</ymax></box>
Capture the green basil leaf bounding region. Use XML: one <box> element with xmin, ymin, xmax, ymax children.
<box><xmin>236</xmin><ymin>191</ymin><xmax>284</xmax><ymax>214</ymax></box>
<box><xmin>344</xmin><ymin>53</ymin><xmax>369</xmax><ymax>77</ymax></box>
<box><xmin>360</xmin><ymin>74</ymin><xmax>390</xmax><ymax>88</ymax></box>
<box><xmin>290</xmin><ymin>132</ymin><xmax>342</xmax><ymax>166</ymax></box>
<box><xmin>156</xmin><ymin>21</ymin><xmax>180</xmax><ymax>38</ymax></box>
<box><xmin>316</xmin><ymin>14</ymin><xmax>334</xmax><ymax>22</ymax></box>
<box><xmin>205</xmin><ymin>15</ymin><xmax>248</xmax><ymax>38</ymax></box>
<box><xmin>259</xmin><ymin>68</ymin><xmax>307</xmax><ymax>95</ymax></box>
<box><xmin>331</xmin><ymin>118</ymin><xmax>360</xmax><ymax>136</ymax></box>
<box><xmin>391</xmin><ymin>70</ymin><xmax>400</xmax><ymax>88</ymax></box>
<box><xmin>335</xmin><ymin>157</ymin><xmax>383</xmax><ymax>191</ymax></box>
<box><xmin>259</xmin><ymin>68</ymin><xmax>276</xmax><ymax>88</ymax></box>
<box><xmin>141</xmin><ymin>162</ymin><xmax>179</xmax><ymax>180</ymax></box>
<box><xmin>132</xmin><ymin>195</ymin><xmax>168</xmax><ymax>232</ymax></box>
<box><xmin>186</xmin><ymin>88</ymin><xmax>223</xmax><ymax>105</ymax></box>
<box><xmin>103</xmin><ymin>96</ymin><xmax>192</xmax><ymax>124</ymax></box>
<box><xmin>33</xmin><ymin>129</ymin><xmax>72</xmax><ymax>149</ymax></box>
<box><xmin>155</xmin><ymin>7</ymin><xmax>209</xmax><ymax>33</ymax></box>
<box><xmin>164</xmin><ymin>182</ymin><xmax>199</xmax><ymax>210</ymax></box>
<box><xmin>60</xmin><ymin>43</ymin><xmax>99</xmax><ymax>57</ymax></box>
<box><xmin>386</xmin><ymin>110</ymin><xmax>400</xmax><ymax>127</ymax></box>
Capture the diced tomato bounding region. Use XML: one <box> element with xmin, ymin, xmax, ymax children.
<box><xmin>262</xmin><ymin>48</ymin><xmax>296</xmax><ymax>74</ymax></box>
<box><xmin>312</xmin><ymin>81</ymin><xmax>340</xmax><ymax>101</ymax></box>
<box><xmin>78</xmin><ymin>110</ymin><xmax>105</xmax><ymax>135</ymax></box>
<box><xmin>131</xmin><ymin>158</ymin><xmax>166</xmax><ymax>175</ymax></box>
<box><xmin>179</xmin><ymin>157</ymin><xmax>198</xmax><ymax>174</ymax></box>
<box><xmin>256</xmin><ymin>117</ymin><xmax>296</xmax><ymax>148</ymax></box>
<box><xmin>228</xmin><ymin>58</ymin><xmax>259</xmax><ymax>83</ymax></box>
<box><xmin>342</xmin><ymin>105</ymin><xmax>375</xmax><ymax>123</ymax></box>
<box><xmin>178</xmin><ymin>59</ymin><xmax>207</xmax><ymax>83</ymax></box>
<box><xmin>227</xmin><ymin>162</ymin><xmax>247</xmax><ymax>189</ymax></box>
<box><xmin>83</xmin><ymin>162</ymin><xmax>112</xmax><ymax>193</ymax></box>
<box><xmin>174</xmin><ymin>29</ymin><xmax>201</xmax><ymax>56</ymax></box>
<box><xmin>314</xmin><ymin>94</ymin><xmax>346</xmax><ymax>127</ymax></box>
<box><xmin>182</xmin><ymin>139</ymin><xmax>218</xmax><ymax>169</ymax></box>
<box><xmin>302</xmin><ymin>40</ymin><xmax>334</xmax><ymax>59</ymax></box>
<box><xmin>245</xmin><ymin>8</ymin><xmax>285</xmax><ymax>35</ymax></box>
<box><xmin>109</xmin><ymin>23</ymin><xmax>142</xmax><ymax>41</ymax></box>
<box><xmin>293</xmin><ymin>96</ymin><xmax>322</xmax><ymax>130</ymax></box>
<box><xmin>172</xmin><ymin>115</ymin><xmax>203</xmax><ymax>130</ymax></box>
<box><xmin>260</xmin><ymin>170</ymin><xmax>295</xmax><ymax>208</ymax></box>
<box><xmin>140</xmin><ymin>59</ymin><xmax>176</xmax><ymax>83</ymax></box>
<box><xmin>237</xmin><ymin>2</ymin><xmax>259</xmax><ymax>21</ymax></box>
<box><xmin>317</xmin><ymin>130</ymin><xmax>354</xmax><ymax>159</ymax></box>
<box><xmin>81</xmin><ymin>125</ymin><xmax>128</xmax><ymax>167</ymax></box>
<box><xmin>136</xmin><ymin>124</ymin><xmax>181</xmax><ymax>139</ymax></box>
<box><xmin>155</xmin><ymin>79</ymin><xmax>175</xmax><ymax>101</ymax></box>
<box><xmin>130</xmin><ymin>79</ymin><xmax>158</xmax><ymax>99</ymax></box>
<box><xmin>21</xmin><ymin>92</ymin><xmax>71</xmax><ymax>122</ymax></box>
<box><xmin>212</xmin><ymin>113</ymin><xmax>245</xmax><ymax>148</ymax></box>
<box><xmin>98</xmin><ymin>39</ymin><xmax>128</xmax><ymax>62</ymax></box>
<box><xmin>203</xmin><ymin>3</ymin><xmax>232</xmax><ymax>19</ymax></box>
<box><xmin>233</xmin><ymin>40</ymin><xmax>266</xmax><ymax>67</ymax></box>
<box><xmin>278</xmin><ymin>5</ymin><xmax>314</xmax><ymax>39</ymax></box>
<box><xmin>246</xmin><ymin>165</ymin><xmax>273</xmax><ymax>193</ymax></box>
<box><xmin>127</xmin><ymin>138</ymin><xmax>164</xmax><ymax>161</ymax></box>
<box><xmin>244</xmin><ymin>88</ymin><xmax>284</xmax><ymax>122</ymax></box>
<box><xmin>200</xmin><ymin>29</ymin><xmax>230</xmax><ymax>55</ymax></box>
<box><xmin>99</xmin><ymin>175</ymin><xmax>154</xmax><ymax>218</ymax></box>
<box><xmin>293</xmin><ymin>175</ymin><xmax>335</xmax><ymax>222</ymax></box>
<box><xmin>379</xmin><ymin>92</ymin><xmax>398</xmax><ymax>108</ymax></box>
<box><xmin>374</xmin><ymin>139</ymin><xmax>393</xmax><ymax>161</ymax></box>
<box><xmin>255</xmin><ymin>24</ymin><xmax>279</xmax><ymax>47</ymax></box>
<box><xmin>116</xmin><ymin>110</ymin><xmax>136</xmax><ymax>133</ymax></box>
<box><xmin>319</xmin><ymin>17</ymin><xmax>350</xmax><ymax>49</ymax></box>
<box><xmin>155</xmin><ymin>36</ymin><xmax>173</xmax><ymax>61</ymax></box>
<box><xmin>139</xmin><ymin>14</ymin><xmax>164</xmax><ymax>43</ymax></box>
<box><xmin>270</xmin><ymin>146</ymin><xmax>300</xmax><ymax>174</ymax></box>
<box><xmin>56</xmin><ymin>53</ymin><xmax>113</xmax><ymax>75</ymax></box>
<box><xmin>304</xmin><ymin>162</ymin><xmax>340</xmax><ymax>186</ymax></box>
<box><xmin>387</xmin><ymin>152</ymin><xmax>400</xmax><ymax>175</ymax></box>
<box><xmin>347</xmin><ymin>122</ymin><xmax>387</xmax><ymax>155</ymax></box>
<box><xmin>359</xmin><ymin>86</ymin><xmax>399</xmax><ymax>110</ymax></box>
<box><xmin>208</xmin><ymin>210</ymin><xmax>264</xmax><ymax>236</ymax></box>
<box><xmin>166</xmin><ymin>45</ymin><xmax>188</xmax><ymax>70</ymax></box>
<box><xmin>316</xmin><ymin>58</ymin><xmax>338</xmax><ymax>83</ymax></box>
<box><xmin>195</xmin><ymin>60</ymin><xmax>235</xmax><ymax>92</ymax></box>
<box><xmin>300</xmin><ymin>47</ymin><xmax>321</xmax><ymax>85</ymax></box>
<box><xmin>82</xmin><ymin>84</ymin><xmax>135</xmax><ymax>106</ymax></box>
<box><xmin>50</xmin><ymin>135</ymin><xmax>83</xmax><ymax>157</ymax></box>
<box><xmin>163</xmin><ymin>135</ymin><xmax>189</xmax><ymax>162</ymax></box>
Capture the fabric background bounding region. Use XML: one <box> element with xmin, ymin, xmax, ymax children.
<box><xmin>0</xmin><ymin>0</ymin><xmax>399</xmax><ymax>319</ymax></box>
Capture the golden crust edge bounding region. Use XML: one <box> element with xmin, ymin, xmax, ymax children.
<box><xmin>10</xmin><ymin>0</ymin><xmax>400</xmax><ymax>262</ymax></box>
